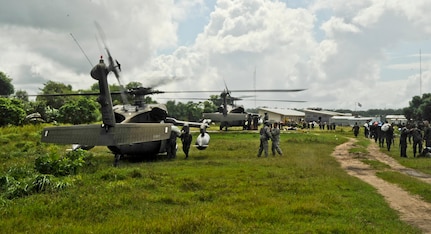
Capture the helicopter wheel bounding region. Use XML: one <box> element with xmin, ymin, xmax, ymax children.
<box><xmin>114</xmin><ymin>154</ymin><xmax>122</xmax><ymax>167</ymax></box>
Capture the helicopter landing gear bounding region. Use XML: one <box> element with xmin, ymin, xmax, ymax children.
<box><xmin>220</xmin><ymin>122</ymin><xmax>228</xmax><ymax>131</ymax></box>
<box><xmin>114</xmin><ymin>154</ymin><xmax>122</xmax><ymax>167</ymax></box>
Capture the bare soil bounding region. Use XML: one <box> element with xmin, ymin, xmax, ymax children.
<box><xmin>332</xmin><ymin>138</ymin><xmax>431</xmax><ymax>233</ymax></box>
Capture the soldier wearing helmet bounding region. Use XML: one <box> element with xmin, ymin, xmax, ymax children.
<box><xmin>258</xmin><ymin>121</ymin><xmax>272</xmax><ymax>157</ymax></box>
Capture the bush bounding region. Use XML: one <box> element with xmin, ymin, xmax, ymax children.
<box><xmin>0</xmin><ymin>149</ymin><xmax>92</xmax><ymax>200</ymax></box>
<box><xmin>58</xmin><ymin>97</ymin><xmax>100</xmax><ymax>124</ymax></box>
<box><xmin>0</xmin><ymin>98</ymin><xmax>26</xmax><ymax>126</ymax></box>
<box><xmin>35</xmin><ymin>149</ymin><xmax>93</xmax><ymax>177</ymax></box>
<box><xmin>0</xmin><ymin>172</ymin><xmax>73</xmax><ymax>200</ymax></box>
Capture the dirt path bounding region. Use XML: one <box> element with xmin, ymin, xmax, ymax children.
<box><xmin>332</xmin><ymin>138</ymin><xmax>431</xmax><ymax>233</ymax></box>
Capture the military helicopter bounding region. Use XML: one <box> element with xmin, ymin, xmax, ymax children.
<box><xmin>40</xmin><ymin>47</ymin><xmax>210</xmax><ymax>166</ymax></box>
<box><xmin>202</xmin><ymin>86</ymin><xmax>306</xmax><ymax>130</ymax></box>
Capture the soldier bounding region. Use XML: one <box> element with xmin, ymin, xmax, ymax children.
<box><xmin>180</xmin><ymin>124</ymin><xmax>192</xmax><ymax>159</ymax></box>
<box><xmin>271</xmin><ymin>122</ymin><xmax>283</xmax><ymax>156</ymax></box>
<box><xmin>385</xmin><ymin>123</ymin><xmax>394</xmax><ymax>151</ymax></box>
<box><xmin>252</xmin><ymin>115</ymin><xmax>259</xmax><ymax>130</ymax></box>
<box><xmin>423</xmin><ymin>121</ymin><xmax>431</xmax><ymax>147</ymax></box>
<box><xmin>246</xmin><ymin>114</ymin><xmax>252</xmax><ymax>130</ymax></box>
<box><xmin>363</xmin><ymin>122</ymin><xmax>370</xmax><ymax>138</ymax></box>
<box><xmin>166</xmin><ymin>126</ymin><xmax>181</xmax><ymax>159</ymax></box>
<box><xmin>399</xmin><ymin>125</ymin><xmax>409</xmax><ymax>157</ymax></box>
<box><xmin>378</xmin><ymin>123</ymin><xmax>386</xmax><ymax>148</ymax></box>
<box><xmin>411</xmin><ymin>125</ymin><xmax>423</xmax><ymax>158</ymax></box>
<box><xmin>257</xmin><ymin>121</ymin><xmax>272</xmax><ymax>157</ymax></box>
<box><xmin>370</xmin><ymin>121</ymin><xmax>378</xmax><ymax>141</ymax></box>
<box><xmin>263</xmin><ymin>112</ymin><xmax>269</xmax><ymax>123</ymax></box>
<box><xmin>352</xmin><ymin>122</ymin><xmax>360</xmax><ymax>137</ymax></box>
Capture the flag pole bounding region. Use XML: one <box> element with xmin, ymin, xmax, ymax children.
<box><xmin>354</xmin><ymin>102</ymin><xmax>357</xmax><ymax>114</ymax></box>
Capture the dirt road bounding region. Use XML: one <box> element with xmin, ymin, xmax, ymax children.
<box><xmin>332</xmin><ymin>138</ymin><xmax>431</xmax><ymax>233</ymax></box>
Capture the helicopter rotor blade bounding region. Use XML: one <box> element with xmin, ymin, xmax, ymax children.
<box><xmin>95</xmin><ymin>21</ymin><xmax>128</xmax><ymax>105</ymax></box>
<box><xmin>30</xmin><ymin>92</ymin><xmax>100</xmax><ymax>97</ymax></box>
<box><xmin>161</xmin><ymin>89</ymin><xmax>306</xmax><ymax>93</ymax></box>
<box><xmin>223</xmin><ymin>79</ymin><xmax>231</xmax><ymax>96</ymax></box>
<box><xmin>251</xmin><ymin>99</ymin><xmax>307</xmax><ymax>103</ymax></box>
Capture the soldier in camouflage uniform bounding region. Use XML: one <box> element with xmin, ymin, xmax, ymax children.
<box><xmin>271</xmin><ymin>122</ymin><xmax>283</xmax><ymax>156</ymax></box>
<box><xmin>258</xmin><ymin>121</ymin><xmax>272</xmax><ymax>157</ymax></box>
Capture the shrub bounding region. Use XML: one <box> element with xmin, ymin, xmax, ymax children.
<box><xmin>35</xmin><ymin>149</ymin><xmax>93</xmax><ymax>177</ymax></box>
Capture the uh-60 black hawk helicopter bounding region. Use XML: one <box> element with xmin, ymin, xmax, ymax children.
<box><xmin>40</xmin><ymin>48</ymin><xmax>210</xmax><ymax>166</ymax></box>
<box><xmin>201</xmin><ymin>86</ymin><xmax>306</xmax><ymax>131</ymax></box>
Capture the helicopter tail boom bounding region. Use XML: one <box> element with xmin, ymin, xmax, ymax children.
<box><xmin>41</xmin><ymin>123</ymin><xmax>172</xmax><ymax>146</ymax></box>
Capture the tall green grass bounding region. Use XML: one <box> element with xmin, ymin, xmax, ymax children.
<box><xmin>0</xmin><ymin>126</ymin><xmax>423</xmax><ymax>233</ymax></box>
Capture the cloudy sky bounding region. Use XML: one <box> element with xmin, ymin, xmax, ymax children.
<box><xmin>1</xmin><ymin>0</ymin><xmax>431</xmax><ymax>110</ymax></box>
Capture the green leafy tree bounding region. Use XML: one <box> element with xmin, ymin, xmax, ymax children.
<box><xmin>166</xmin><ymin>100</ymin><xmax>206</xmax><ymax>121</ymax></box>
<box><xmin>37</xmin><ymin>81</ymin><xmax>73</xmax><ymax>109</ymax></box>
<box><xmin>402</xmin><ymin>106</ymin><xmax>414</xmax><ymax>122</ymax></box>
<box><xmin>0</xmin><ymin>98</ymin><xmax>26</xmax><ymax>126</ymax></box>
<box><xmin>0</xmin><ymin>71</ymin><xmax>14</xmax><ymax>96</ymax></box>
<box><xmin>90</xmin><ymin>82</ymin><xmax>99</xmax><ymax>91</ymax></box>
<box><xmin>201</xmin><ymin>100</ymin><xmax>218</xmax><ymax>113</ymax></box>
<box><xmin>15</xmin><ymin>90</ymin><xmax>29</xmax><ymax>102</ymax></box>
<box><xmin>28</xmin><ymin>101</ymin><xmax>48</xmax><ymax>120</ymax></box>
<box><xmin>58</xmin><ymin>97</ymin><xmax>100</xmax><ymax>124</ymax></box>
<box><xmin>419</xmin><ymin>95</ymin><xmax>431</xmax><ymax>121</ymax></box>
<box><xmin>403</xmin><ymin>94</ymin><xmax>431</xmax><ymax>122</ymax></box>
<box><xmin>126</xmin><ymin>82</ymin><xmax>143</xmax><ymax>89</ymax></box>
<box><xmin>27</xmin><ymin>101</ymin><xmax>60</xmax><ymax>123</ymax></box>
<box><xmin>108</xmin><ymin>83</ymin><xmax>123</xmax><ymax>105</ymax></box>
<box><xmin>209</xmin><ymin>94</ymin><xmax>222</xmax><ymax>107</ymax></box>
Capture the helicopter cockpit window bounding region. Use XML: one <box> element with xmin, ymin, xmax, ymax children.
<box><xmin>114</xmin><ymin>113</ymin><xmax>126</xmax><ymax>123</ymax></box>
<box><xmin>129</xmin><ymin>113</ymin><xmax>152</xmax><ymax>123</ymax></box>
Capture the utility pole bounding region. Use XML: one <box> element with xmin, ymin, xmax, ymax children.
<box><xmin>253</xmin><ymin>66</ymin><xmax>256</xmax><ymax>108</ymax></box>
<box><xmin>420</xmin><ymin>49</ymin><xmax>422</xmax><ymax>96</ymax></box>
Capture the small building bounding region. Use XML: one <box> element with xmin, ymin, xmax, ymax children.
<box><xmin>302</xmin><ymin>109</ymin><xmax>351</xmax><ymax>124</ymax></box>
<box><xmin>329</xmin><ymin>116</ymin><xmax>375</xmax><ymax>127</ymax></box>
<box><xmin>385</xmin><ymin>115</ymin><xmax>407</xmax><ymax>125</ymax></box>
<box><xmin>258</xmin><ymin>108</ymin><xmax>305</xmax><ymax>125</ymax></box>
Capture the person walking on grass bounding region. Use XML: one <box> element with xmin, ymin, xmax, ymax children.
<box><xmin>271</xmin><ymin>122</ymin><xmax>283</xmax><ymax>156</ymax></box>
<box><xmin>352</xmin><ymin>122</ymin><xmax>360</xmax><ymax>137</ymax></box>
<box><xmin>167</xmin><ymin>126</ymin><xmax>181</xmax><ymax>159</ymax></box>
<box><xmin>258</xmin><ymin>121</ymin><xmax>272</xmax><ymax>157</ymax></box>
<box><xmin>385</xmin><ymin>122</ymin><xmax>394</xmax><ymax>151</ymax></box>
<box><xmin>378</xmin><ymin>123</ymin><xmax>386</xmax><ymax>148</ymax></box>
<box><xmin>363</xmin><ymin>122</ymin><xmax>370</xmax><ymax>138</ymax></box>
<box><xmin>423</xmin><ymin>121</ymin><xmax>431</xmax><ymax>148</ymax></box>
<box><xmin>411</xmin><ymin>125</ymin><xmax>423</xmax><ymax>158</ymax></box>
<box><xmin>399</xmin><ymin>125</ymin><xmax>409</xmax><ymax>158</ymax></box>
<box><xmin>180</xmin><ymin>124</ymin><xmax>192</xmax><ymax>159</ymax></box>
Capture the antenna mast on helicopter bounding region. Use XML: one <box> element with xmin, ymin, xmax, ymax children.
<box><xmin>70</xmin><ymin>33</ymin><xmax>93</xmax><ymax>68</ymax></box>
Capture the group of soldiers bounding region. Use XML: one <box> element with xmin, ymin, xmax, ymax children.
<box><xmin>362</xmin><ymin>120</ymin><xmax>431</xmax><ymax>158</ymax></box>
<box><xmin>257</xmin><ymin>121</ymin><xmax>283</xmax><ymax>157</ymax></box>
<box><xmin>398</xmin><ymin>121</ymin><xmax>431</xmax><ymax>158</ymax></box>
<box><xmin>166</xmin><ymin>122</ymin><xmax>209</xmax><ymax>159</ymax></box>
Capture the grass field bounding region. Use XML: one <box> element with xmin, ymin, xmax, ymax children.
<box><xmin>0</xmin><ymin>124</ymin><xmax>426</xmax><ymax>233</ymax></box>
